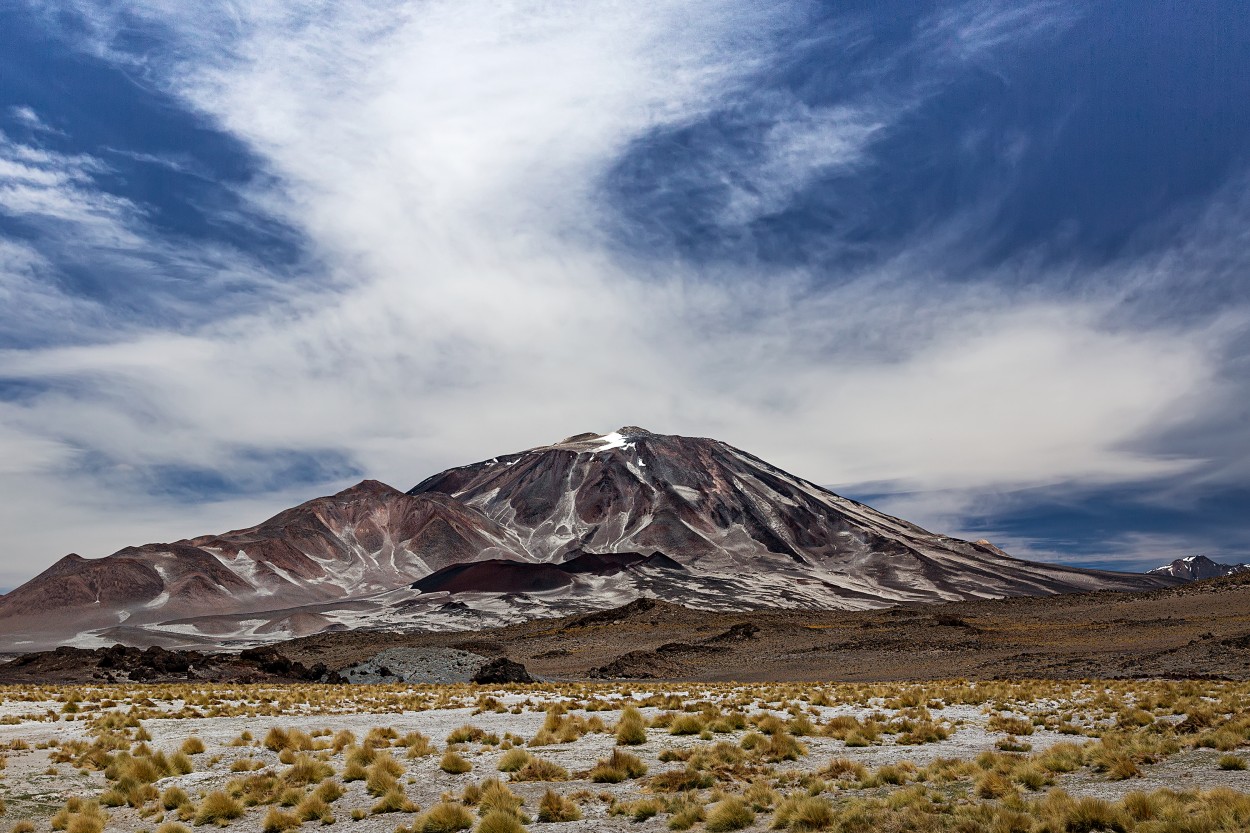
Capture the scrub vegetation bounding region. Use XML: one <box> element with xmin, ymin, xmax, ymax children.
<box><xmin>1</xmin><ymin>678</ymin><xmax>1249</xmax><ymax>830</ymax></box>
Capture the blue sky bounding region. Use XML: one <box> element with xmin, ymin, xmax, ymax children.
<box><xmin>0</xmin><ymin>0</ymin><xmax>1247</xmax><ymax>589</ymax></box>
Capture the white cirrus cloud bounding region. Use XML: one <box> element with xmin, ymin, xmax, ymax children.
<box><xmin>0</xmin><ymin>0</ymin><xmax>1244</xmax><ymax>587</ymax></box>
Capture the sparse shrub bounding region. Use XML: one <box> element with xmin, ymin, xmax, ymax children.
<box><xmin>401</xmin><ymin>731</ymin><xmax>435</xmax><ymax>757</ymax></box>
<box><xmin>650</xmin><ymin>765</ymin><xmax>715</xmax><ymax>792</ymax></box>
<box><xmin>1219</xmin><ymin>754</ymin><xmax>1247</xmax><ymax>771</ymax></box>
<box><xmin>744</xmin><ymin>781</ymin><xmax>779</xmax><ymax>811</ymax></box>
<box><xmin>897</xmin><ymin>720</ymin><xmax>951</xmax><ymax>745</ymax></box>
<box><xmin>475</xmin><ymin>810</ymin><xmax>526</xmax><ymax>833</ymax></box>
<box><xmin>416</xmin><ymin>801</ymin><xmax>474</xmax><ymax>832</ymax></box>
<box><xmin>706</xmin><ymin>796</ymin><xmax>754</xmax><ymax>832</ymax></box>
<box><xmin>612</xmin><ymin>799</ymin><xmax>662</xmax><ymax>822</ymax></box>
<box><xmin>987</xmin><ymin>714</ymin><xmax>1034</xmax><ymax>736</ymax></box>
<box><xmin>537</xmin><ymin>789</ymin><xmax>580</xmax><ymax>822</ymax></box>
<box><xmin>296</xmin><ymin>794</ymin><xmax>334</xmax><ymax>823</ymax></box>
<box><xmin>996</xmin><ymin>736</ymin><xmax>1032</xmax><ymax>753</ymax></box>
<box><xmin>448</xmin><ymin>725</ymin><xmax>487</xmax><ymax>744</ymax></box>
<box><xmin>194</xmin><ymin>791</ymin><xmax>243</xmax><ymax>826</ymax></box>
<box><xmin>589</xmin><ymin>748</ymin><xmax>647</xmax><ymax>782</ymax></box>
<box><xmin>669</xmin><ymin>714</ymin><xmax>705</xmax><ymax>735</ymax></box>
<box><xmin>440</xmin><ymin>750</ymin><xmax>472</xmax><ymax>774</ymax></box>
<box><xmin>161</xmin><ymin>787</ymin><xmax>190</xmax><ymax>810</ymax></box>
<box><xmin>1015</xmin><ymin>763</ymin><xmax>1053</xmax><ymax>791</ymax></box>
<box><xmin>346</xmin><ymin>744</ymin><xmax>377</xmax><ymax>768</ymax></box>
<box><xmin>261</xmin><ymin>807</ymin><xmax>300</xmax><ymax>833</ymax></box>
<box><xmin>615</xmin><ymin>706</ymin><xmax>649</xmax><ymax>745</ymax></box>
<box><xmin>477</xmin><ymin>778</ymin><xmax>526</xmax><ymax>820</ymax></box>
<box><xmin>497</xmin><ymin>747</ymin><xmax>531</xmax><ymax>772</ymax></box>
<box><xmin>975</xmin><ymin>771</ymin><xmax>1015</xmax><ymax>799</ymax></box>
<box><xmin>285</xmin><ymin>753</ymin><xmax>334</xmax><ymax>785</ymax></box>
<box><xmin>277</xmin><ymin>787</ymin><xmax>305</xmax><ymax>808</ymax></box>
<box><xmin>668</xmin><ymin>803</ymin><xmax>706</xmax><ymax>830</ymax></box>
<box><xmin>180</xmin><ymin>736</ymin><xmax>206</xmax><ymax>755</ymax></box>
<box><xmin>759</xmin><ymin>731</ymin><xmax>807</xmax><ymax>762</ymax></box>
<box><xmin>511</xmin><ymin>756</ymin><xmax>568</xmax><ymax>782</ymax></box>
<box><xmin>314</xmin><ymin>779</ymin><xmax>344</xmax><ymax>803</ymax></box>
<box><xmin>821</xmin><ymin>758</ymin><xmax>867</xmax><ymax>781</ymax></box>
<box><xmin>372</xmin><ymin>787</ymin><xmax>416</xmax><ymax>814</ymax></box>
<box><xmin>772</xmin><ymin>795</ymin><xmax>835</xmax><ymax>831</ymax></box>
<box><xmin>1037</xmin><ymin>742</ymin><xmax>1085</xmax><ymax>773</ymax></box>
<box><xmin>264</xmin><ymin>727</ymin><xmax>312</xmax><ymax>753</ymax></box>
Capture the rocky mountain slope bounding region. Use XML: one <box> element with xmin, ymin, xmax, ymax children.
<box><xmin>273</xmin><ymin>572</ymin><xmax>1250</xmax><ymax>683</ymax></box>
<box><xmin>1149</xmin><ymin>555</ymin><xmax>1250</xmax><ymax>581</ymax></box>
<box><xmin>0</xmin><ymin>427</ymin><xmax>1174</xmax><ymax>649</ymax></box>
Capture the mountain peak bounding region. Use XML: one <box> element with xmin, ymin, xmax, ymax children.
<box><xmin>332</xmin><ymin>479</ymin><xmax>403</xmax><ymax>499</ymax></box>
<box><xmin>552</xmin><ymin>428</ymin><xmax>656</xmax><ymax>453</ymax></box>
<box><xmin>1</xmin><ymin>428</ymin><xmax>1175</xmax><ymax>650</ymax></box>
<box><xmin>1149</xmin><ymin>555</ymin><xmax>1250</xmax><ymax>581</ymax></box>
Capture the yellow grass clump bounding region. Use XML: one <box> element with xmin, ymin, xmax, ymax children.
<box><xmin>440</xmin><ymin>749</ymin><xmax>473</xmax><ymax>774</ymax></box>
<box><xmin>537</xmin><ymin>789</ymin><xmax>581</xmax><ymax>823</ymax></box>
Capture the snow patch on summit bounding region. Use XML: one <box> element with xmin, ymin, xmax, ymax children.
<box><xmin>593</xmin><ymin>431</ymin><xmax>634</xmax><ymax>452</ymax></box>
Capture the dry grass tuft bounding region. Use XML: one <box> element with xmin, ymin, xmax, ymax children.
<box><xmin>440</xmin><ymin>749</ymin><xmax>473</xmax><ymax>774</ymax></box>
<box><xmin>537</xmin><ymin>789</ymin><xmax>581</xmax><ymax>822</ymax></box>
<box><xmin>589</xmin><ymin>748</ymin><xmax>648</xmax><ymax>782</ymax></box>
<box><xmin>372</xmin><ymin>786</ymin><xmax>417</xmax><ymax>814</ymax></box>
<box><xmin>261</xmin><ymin>807</ymin><xmax>301</xmax><ymax>833</ymax></box>
<box><xmin>414</xmin><ymin>801</ymin><xmax>474</xmax><ymax>832</ymax></box>
<box><xmin>706</xmin><ymin>796</ymin><xmax>755</xmax><ymax>832</ymax></box>
<box><xmin>496</xmin><ymin>748</ymin><xmax>532</xmax><ymax>772</ymax></box>
<box><xmin>511</xmin><ymin>756</ymin><xmax>569</xmax><ymax>782</ymax></box>
<box><xmin>771</xmin><ymin>795</ymin><xmax>835</xmax><ymax>831</ymax></box>
<box><xmin>615</xmin><ymin>706</ymin><xmax>648</xmax><ymax>745</ymax></box>
<box><xmin>194</xmin><ymin>791</ymin><xmax>244</xmax><ymax>826</ymax></box>
<box><xmin>477</xmin><ymin>778</ymin><xmax>527</xmax><ymax>821</ymax></box>
<box><xmin>475</xmin><ymin>810</ymin><xmax>526</xmax><ymax>833</ymax></box>
<box><xmin>1219</xmin><ymin>754</ymin><xmax>1247</xmax><ymax>771</ymax></box>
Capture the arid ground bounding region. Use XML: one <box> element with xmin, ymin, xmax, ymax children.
<box><xmin>3</xmin><ymin>578</ymin><xmax>1250</xmax><ymax>831</ymax></box>
<box><xmin>272</xmin><ymin>574</ymin><xmax>1250</xmax><ymax>683</ymax></box>
<box><xmin>2</xmin><ymin>677</ymin><xmax>1250</xmax><ymax>832</ymax></box>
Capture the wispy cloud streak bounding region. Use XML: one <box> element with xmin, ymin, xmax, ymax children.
<box><xmin>0</xmin><ymin>0</ymin><xmax>1245</xmax><ymax>586</ymax></box>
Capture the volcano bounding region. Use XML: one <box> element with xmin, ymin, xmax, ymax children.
<box><xmin>0</xmin><ymin>427</ymin><xmax>1174</xmax><ymax>649</ymax></box>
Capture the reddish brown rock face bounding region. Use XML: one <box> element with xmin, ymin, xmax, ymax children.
<box><xmin>410</xmin><ymin>428</ymin><xmax>1170</xmax><ymax>600</ymax></box>
<box><xmin>0</xmin><ymin>428</ymin><xmax>1175</xmax><ymax>649</ymax></box>
<box><xmin>5</xmin><ymin>553</ymin><xmax>164</xmax><ymax>612</ymax></box>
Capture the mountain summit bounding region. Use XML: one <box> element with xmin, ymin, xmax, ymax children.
<box><xmin>1148</xmin><ymin>555</ymin><xmax>1250</xmax><ymax>581</ymax></box>
<box><xmin>0</xmin><ymin>428</ymin><xmax>1174</xmax><ymax>649</ymax></box>
<box><xmin>411</xmin><ymin>427</ymin><xmax>1170</xmax><ymax>608</ymax></box>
